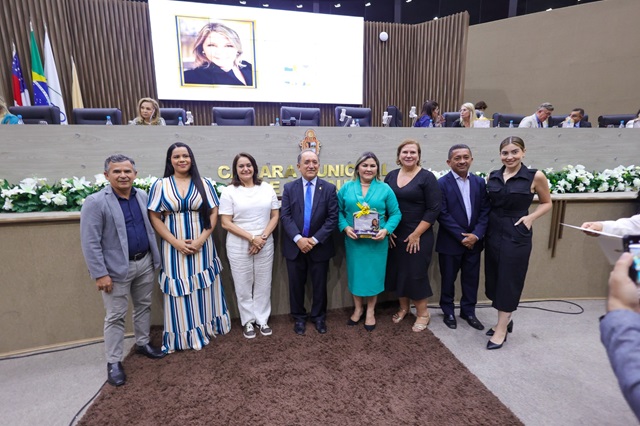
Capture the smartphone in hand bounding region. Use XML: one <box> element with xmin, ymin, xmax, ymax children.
<box><xmin>623</xmin><ymin>235</ymin><xmax>640</xmax><ymax>285</ymax></box>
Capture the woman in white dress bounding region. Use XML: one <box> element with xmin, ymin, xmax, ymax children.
<box><xmin>219</xmin><ymin>153</ymin><xmax>280</xmax><ymax>339</ymax></box>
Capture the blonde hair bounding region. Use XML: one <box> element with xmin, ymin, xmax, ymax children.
<box><xmin>192</xmin><ymin>22</ymin><xmax>245</xmax><ymax>69</ymax></box>
<box><xmin>461</xmin><ymin>102</ymin><xmax>477</xmax><ymax>128</ymax></box>
<box><xmin>133</xmin><ymin>97</ymin><xmax>162</xmax><ymax>125</ymax></box>
<box><xmin>0</xmin><ymin>97</ymin><xmax>9</xmax><ymax>121</ymax></box>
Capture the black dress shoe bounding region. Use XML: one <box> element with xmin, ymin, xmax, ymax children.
<box><xmin>136</xmin><ymin>344</ymin><xmax>166</xmax><ymax>359</ymax></box>
<box><xmin>487</xmin><ymin>334</ymin><xmax>507</xmax><ymax>350</ymax></box>
<box><xmin>315</xmin><ymin>320</ymin><xmax>327</xmax><ymax>334</ymax></box>
<box><xmin>486</xmin><ymin>320</ymin><xmax>514</xmax><ymax>336</ymax></box>
<box><xmin>443</xmin><ymin>314</ymin><xmax>457</xmax><ymax>329</ymax></box>
<box><xmin>294</xmin><ymin>321</ymin><xmax>306</xmax><ymax>335</ymax></box>
<box><xmin>107</xmin><ymin>362</ymin><xmax>126</xmax><ymax>386</ymax></box>
<box><xmin>460</xmin><ymin>313</ymin><xmax>485</xmax><ymax>331</ymax></box>
<box><xmin>364</xmin><ymin>323</ymin><xmax>376</xmax><ymax>332</ymax></box>
<box><xmin>347</xmin><ymin>313</ymin><xmax>364</xmax><ymax>326</ymax></box>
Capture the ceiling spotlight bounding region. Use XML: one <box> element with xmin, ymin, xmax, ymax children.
<box><xmin>546</xmin><ymin>8</ymin><xmax>552</xmax><ymax>11</ymax></box>
<box><xmin>263</xmin><ymin>3</ymin><xmax>269</xmax><ymax>7</ymax></box>
<box><xmin>406</xmin><ymin>0</ymin><xmax>412</xmax><ymax>3</ymax></box>
<box><xmin>296</xmin><ymin>4</ymin><xmax>303</xmax><ymax>8</ymax></box>
<box><xmin>335</xmin><ymin>3</ymin><xmax>341</xmax><ymax>8</ymax></box>
<box><xmin>433</xmin><ymin>16</ymin><xmax>438</xmax><ymax>20</ymax></box>
<box><xmin>365</xmin><ymin>2</ymin><xmax>371</xmax><ymax>6</ymax></box>
<box><xmin>239</xmin><ymin>0</ymin><xmax>246</xmax><ymax>4</ymax></box>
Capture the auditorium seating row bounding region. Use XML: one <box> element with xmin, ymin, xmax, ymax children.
<box><xmin>7</xmin><ymin>105</ymin><xmax>637</xmax><ymax>128</ymax></box>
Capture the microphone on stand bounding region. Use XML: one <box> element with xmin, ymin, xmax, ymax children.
<box><xmin>382</xmin><ymin>111</ymin><xmax>392</xmax><ymax>127</ymax></box>
<box><xmin>409</xmin><ymin>106</ymin><xmax>417</xmax><ymax>126</ymax></box>
<box><xmin>339</xmin><ymin>108</ymin><xmax>352</xmax><ymax>127</ymax></box>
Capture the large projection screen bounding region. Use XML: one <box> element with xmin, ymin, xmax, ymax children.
<box><xmin>148</xmin><ymin>0</ymin><xmax>364</xmax><ymax>104</ymax></box>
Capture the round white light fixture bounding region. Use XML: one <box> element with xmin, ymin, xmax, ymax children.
<box><xmin>379</xmin><ymin>31</ymin><xmax>388</xmax><ymax>42</ymax></box>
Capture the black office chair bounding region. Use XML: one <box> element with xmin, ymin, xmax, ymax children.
<box><xmin>212</xmin><ymin>107</ymin><xmax>255</xmax><ymax>126</ymax></box>
<box><xmin>280</xmin><ymin>106</ymin><xmax>321</xmax><ymax>126</ymax></box>
<box><xmin>72</xmin><ymin>108</ymin><xmax>123</xmax><ymax>125</ymax></box>
<box><xmin>9</xmin><ymin>106</ymin><xmax>62</xmax><ymax>124</ymax></box>
<box><xmin>334</xmin><ymin>106</ymin><xmax>372</xmax><ymax>127</ymax></box>
<box><xmin>597</xmin><ymin>114</ymin><xmax>636</xmax><ymax>128</ymax></box>
<box><xmin>160</xmin><ymin>108</ymin><xmax>187</xmax><ymax>126</ymax></box>
<box><xmin>492</xmin><ymin>113</ymin><xmax>526</xmax><ymax>128</ymax></box>
<box><xmin>548</xmin><ymin>114</ymin><xmax>590</xmax><ymax>127</ymax></box>
<box><xmin>443</xmin><ymin>112</ymin><xmax>460</xmax><ymax>127</ymax></box>
<box><xmin>385</xmin><ymin>106</ymin><xmax>403</xmax><ymax>127</ymax></box>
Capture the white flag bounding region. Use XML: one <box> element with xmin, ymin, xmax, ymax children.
<box><xmin>43</xmin><ymin>26</ymin><xmax>68</xmax><ymax>124</ymax></box>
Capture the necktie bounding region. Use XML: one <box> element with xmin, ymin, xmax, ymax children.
<box><xmin>303</xmin><ymin>181</ymin><xmax>313</xmax><ymax>237</ymax></box>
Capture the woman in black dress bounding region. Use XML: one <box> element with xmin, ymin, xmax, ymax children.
<box><xmin>484</xmin><ymin>136</ymin><xmax>551</xmax><ymax>349</ymax></box>
<box><xmin>385</xmin><ymin>140</ymin><xmax>441</xmax><ymax>332</ymax></box>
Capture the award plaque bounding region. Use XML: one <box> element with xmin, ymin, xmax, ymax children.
<box><xmin>353</xmin><ymin>210</ymin><xmax>380</xmax><ymax>238</ymax></box>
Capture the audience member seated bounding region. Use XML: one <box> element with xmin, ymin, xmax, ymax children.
<box><xmin>518</xmin><ymin>102</ymin><xmax>554</xmax><ymax>128</ymax></box>
<box><xmin>626</xmin><ymin>109</ymin><xmax>640</xmax><ymax>128</ymax></box>
<box><xmin>552</xmin><ymin>108</ymin><xmax>591</xmax><ymax>128</ymax></box>
<box><xmin>280</xmin><ymin>106</ymin><xmax>321</xmax><ymax>126</ymax></box>
<box><xmin>212</xmin><ymin>107</ymin><xmax>255</xmax><ymax>126</ymax></box>
<box><xmin>475</xmin><ymin>100</ymin><xmax>488</xmax><ymax>118</ymax></box>
<box><xmin>334</xmin><ymin>107</ymin><xmax>372</xmax><ymax>127</ymax></box>
<box><xmin>8</xmin><ymin>105</ymin><xmax>61</xmax><ymax>124</ymax></box>
<box><xmin>0</xmin><ymin>97</ymin><xmax>19</xmax><ymax>124</ymax></box>
<box><xmin>451</xmin><ymin>103</ymin><xmax>478</xmax><ymax>128</ymax></box>
<box><xmin>414</xmin><ymin>100</ymin><xmax>443</xmax><ymax>127</ymax></box>
<box><xmin>73</xmin><ymin>108</ymin><xmax>123</xmax><ymax>125</ymax></box>
<box><xmin>159</xmin><ymin>108</ymin><xmax>187</xmax><ymax>126</ymax></box>
<box><xmin>129</xmin><ymin>98</ymin><xmax>165</xmax><ymax>125</ymax></box>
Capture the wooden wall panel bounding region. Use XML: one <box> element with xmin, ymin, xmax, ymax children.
<box><xmin>0</xmin><ymin>0</ymin><xmax>468</xmax><ymax>126</ymax></box>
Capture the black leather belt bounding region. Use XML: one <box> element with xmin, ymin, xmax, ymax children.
<box><xmin>129</xmin><ymin>251</ymin><xmax>148</xmax><ymax>261</ymax></box>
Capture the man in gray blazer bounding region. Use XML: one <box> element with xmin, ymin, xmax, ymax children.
<box><xmin>80</xmin><ymin>154</ymin><xmax>164</xmax><ymax>387</ymax></box>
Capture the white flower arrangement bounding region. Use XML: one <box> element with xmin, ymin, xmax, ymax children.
<box><xmin>0</xmin><ymin>175</ymin><xmax>225</xmax><ymax>213</ymax></box>
<box><xmin>1</xmin><ymin>166</ymin><xmax>638</xmax><ymax>213</ymax></box>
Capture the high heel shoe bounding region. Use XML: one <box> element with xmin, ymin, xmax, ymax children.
<box><xmin>487</xmin><ymin>333</ymin><xmax>507</xmax><ymax>350</ymax></box>
<box><xmin>392</xmin><ymin>308</ymin><xmax>409</xmax><ymax>324</ymax></box>
<box><xmin>364</xmin><ymin>322</ymin><xmax>376</xmax><ymax>332</ymax></box>
<box><xmin>412</xmin><ymin>314</ymin><xmax>431</xmax><ymax>332</ymax></box>
<box><xmin>485</xmin><ymin>320</ymin><xmax>513</xmax><ymax>337</ymax></box>
<box><xmin>347</xmin><ymin>312</ymin><xmax>364</xmax><ymax>326</ymax></box>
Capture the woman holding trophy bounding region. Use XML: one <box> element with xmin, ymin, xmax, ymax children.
<box><xmin>338</xmin><ymin>152</ymin><xmax>401</xmax><ymax>331</ymax></box>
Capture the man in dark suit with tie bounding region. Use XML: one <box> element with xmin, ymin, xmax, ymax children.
<box><xmin>436</xmin><ymin>144</ymin><xmax>490</xmax><ymax>330</ymax></box>
<box><xmin>281</xmin><ymin>149</ymin><xmax>338</xmax><ymax>335</ymax></box>
<box><xmin>557</xmin><ymin>108</ymin><xmax>592</xmax><ymax>128</ymax></box>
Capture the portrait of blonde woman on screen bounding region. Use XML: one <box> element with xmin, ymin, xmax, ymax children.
<box><xmin>182</xmin><ymin>21</ymin><xmax>254</xmax><ymax>87</ymax></box>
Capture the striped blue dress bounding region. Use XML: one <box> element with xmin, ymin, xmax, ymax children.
<box><xmin>148</xmin><ymin>176</ymin><xmax>231</xmax><ymax>353</ymax></box>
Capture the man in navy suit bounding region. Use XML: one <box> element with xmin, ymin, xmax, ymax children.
<box><xmin>436</xmin><ymin>144</ymin><xmax>490</xmax><ymax>330</ymax></box>
<box><xmin>281</xmin><ymin>149</ymin><xmax>338</xmax><ymax>335</ymax></box>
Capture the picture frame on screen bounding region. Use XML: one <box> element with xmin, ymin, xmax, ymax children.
<box><xmin>179</xmin><ymin>18</ymin><xmax>257</xmax><ymax>88</ymax></box>
<box><xmin>148</xmin><ymin>0</ymin><xmax>364</xmax><ymax>104</ymax></box>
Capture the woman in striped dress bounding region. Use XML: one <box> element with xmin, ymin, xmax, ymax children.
<box><xmin>148</xmin><ymin>142</ymin><xmax>231</xmax><ymax>353</ymax></box>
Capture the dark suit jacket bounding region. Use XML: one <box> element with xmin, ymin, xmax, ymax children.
<box><xmin>435</xmin><ymin>171</ymin><xmax>490</xmax><ymax>255</ymax></box>
<box><xmin>557</xmin><ymin>120</ymin><xmax>592</xmax><ymax>128</ymax></box>
<box><xmin>183</xmin><ymin>61</ymin><xmax>254</xmax><ymax>86</ymax></box>
<box><xmin>280</xmin><ymin>177</ymin><xmax>338</xmax><ymax>262</ymax></box>
<box><xmin>80</xmin><ymin>185</ymin><xmax>161</xmax><ymax>281</ymax></box>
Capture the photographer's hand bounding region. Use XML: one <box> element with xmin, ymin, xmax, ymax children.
<box><xmin>607</xmin><ymin>252</ymin><xmax>640</xmax><ymax>313</ymax></box>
